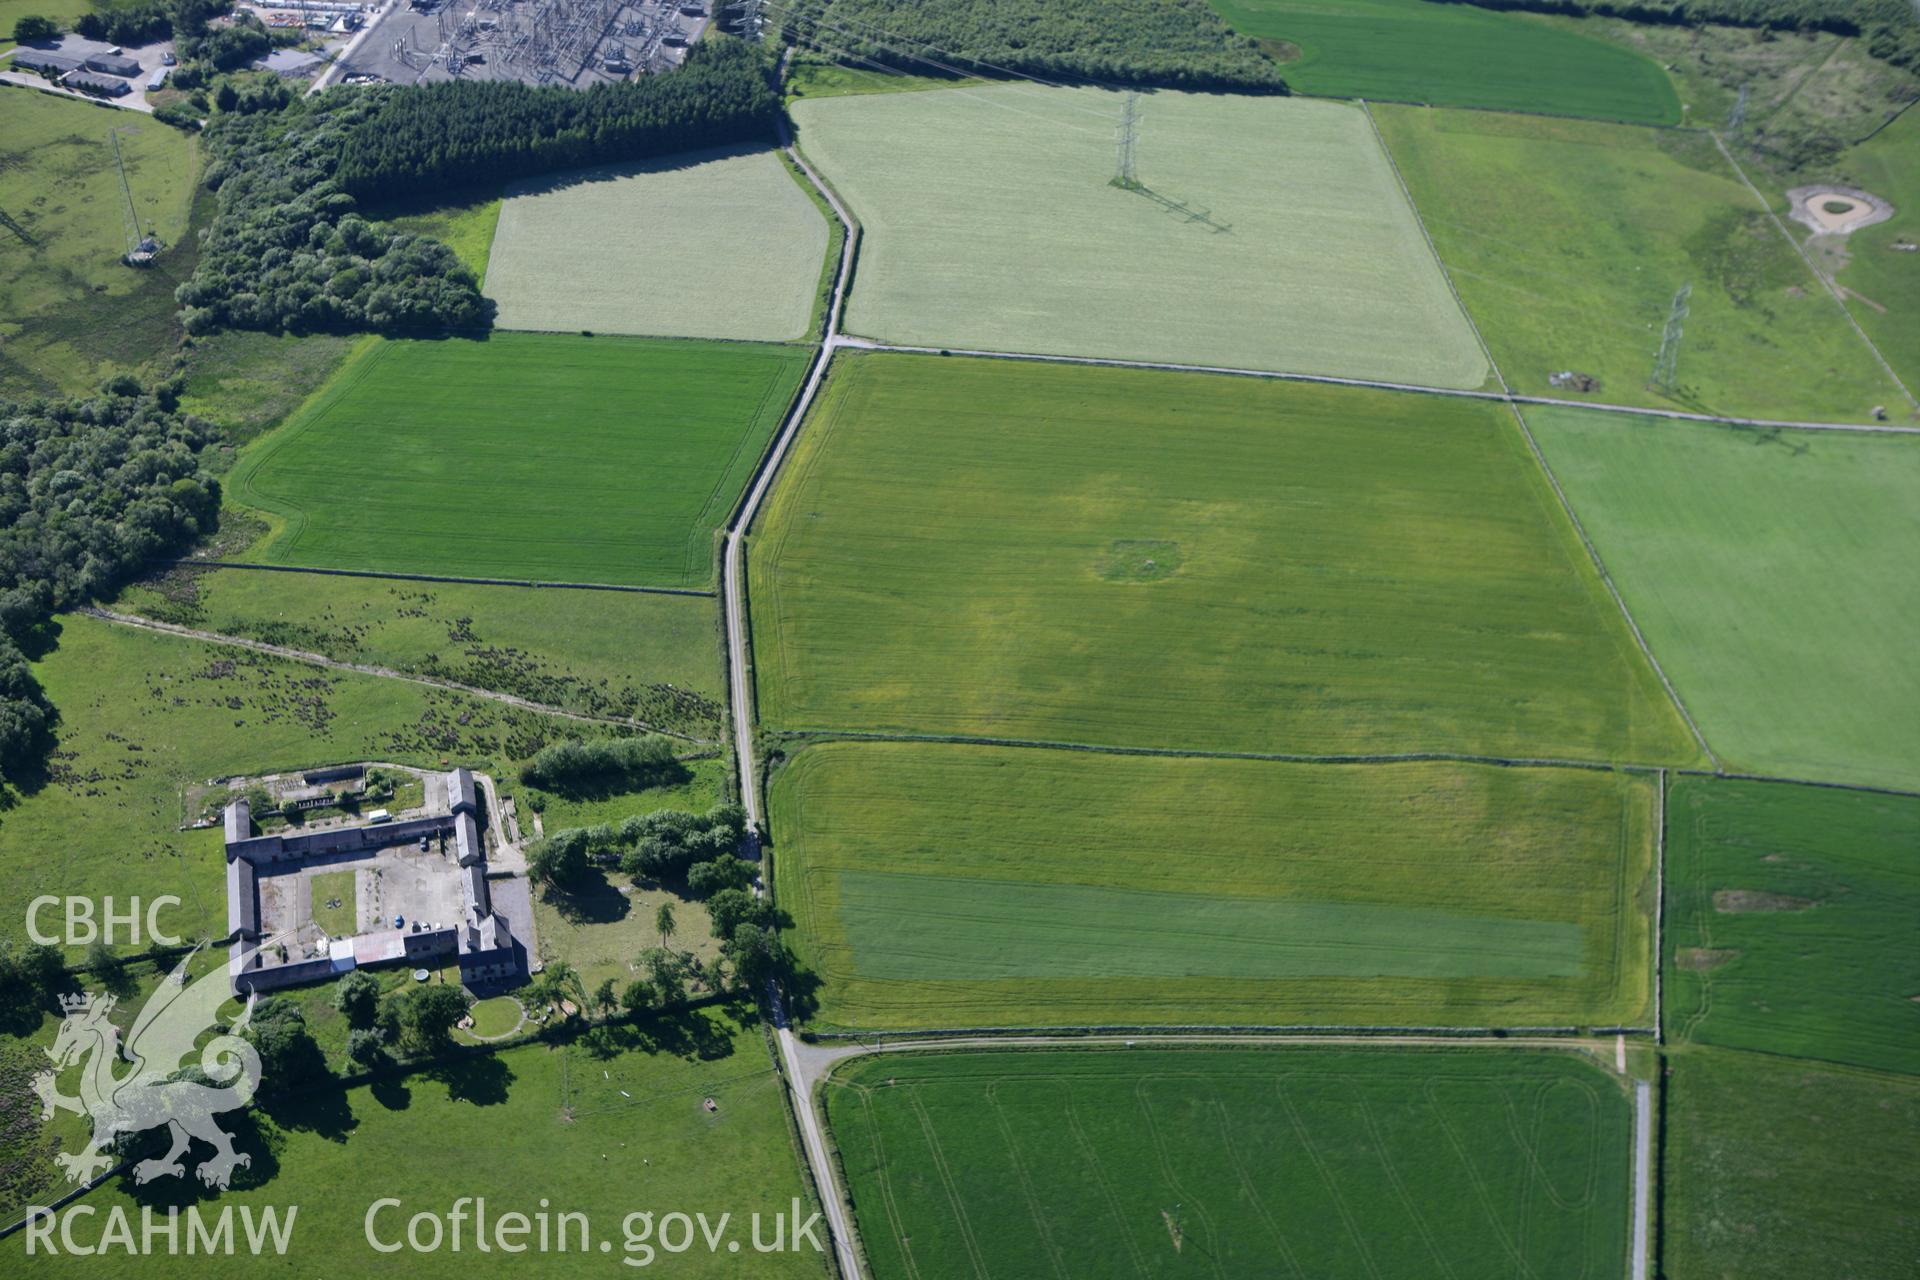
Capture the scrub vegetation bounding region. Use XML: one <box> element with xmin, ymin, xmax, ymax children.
<box><xmin>1374</xmin><ymin>104</ymin><xmax>1905</xmax><ymax>421</ymax></box>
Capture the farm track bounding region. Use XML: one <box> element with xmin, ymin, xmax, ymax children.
<box><xmin>833</xmin><ymin>336</ymin><xmax>1920</xmax><ymax>434</ymax></box>
<box><xmin>1709</xmin><ymin>130</ymin><xmax>1919</xmax><ymax>415</ymax></box>
<box><xmin>774</xmin><ymin>726</ymin><xmax>1920</xmax><ymax>800</ymax></box>
<box><xmin>80</xmin><ymin>607</ymin><xmax>716</xmax><ymax>744</ymax></box>
<box><xmin>155</xmin><ymin>558</ymin><xmax>717</xmax><ymax>597</ymax></box>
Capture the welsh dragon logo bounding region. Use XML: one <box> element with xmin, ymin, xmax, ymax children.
<box><xmin>32</xmin><ymin>944</ymin><xmax>262</xmax><ymax>1189</ymax></box>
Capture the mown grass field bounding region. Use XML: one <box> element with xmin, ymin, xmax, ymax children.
<box><xmin>1663</xmin><ymin>1046</ymin><xmax>1920</xmax><ymax>1280</ymax></box>
<box><xmin>116</xmin><ymin>568</ymin><xmax>727</xmax><ymax>740</ymax></box>
<box><xmin>1528</xmin><ymin>408</ymin><xmax>1920</xmax><ymax>790</ymax></box>
<box><xmin>486</xmin><ymin>145</ymin><xmax>830</xmax><ymax>342</ymax></box>
<box><xmin>0</xmin><ymin>614</ymin><xmax>606</xmax><ymax>961</ymax></box>
<box><xmin>2</xmin><ymin>1014</ymin><xmax>830</xmax><ymax>1277</ymax></box>
<box><xmin>535</xmin><ymin>865</ymin><xmax>724</xmax><ymax>993</ymax></box>
<box><xmin>1206</xmin><ymin>0</ymin><xmax>1678</xmax><ymax>123</ymax></box>
<box><xmin>0</xmin><ymin>88</ymin><xmax>200</xmax><ymax>396</ymax></box>
<box><xmin>1663</xmin><ymin>777</ymin><xmax>1920</xmax><ymax>1077</ymax></box>
<box><xmin>1821</xmin><ymin>105</ymin><xmax>1920</xmax><ymax>394</ymax></box>
<box><xmin>1374</xmin><ymin>105</ymin><xmax>1904</xmax><ymax>421</ymax></box>
<box><xmin>827</xmin><ymin>1047</ymin><xmax>1631</xmax><ymax>1279</ymax></box>
<box><xmin>771</xmin><ymin>740</ymin><xmax>1655</xmax><ymax>1029</ymax></box>
<box><xmin>750</xmin><ymin>354</ymin><xmax>1697</xmax><ymax>765</ymax></box>
<box><xmin>231</xmin><ymin>334</ymin><xmax>808</xmax><ymax>588</ymax></box>
<box><xmin>791</xmin><ymin>87</ymin><xmax>1488</xmax><ymax>387</ymax></box>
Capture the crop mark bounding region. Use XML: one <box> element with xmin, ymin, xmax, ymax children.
<box><xmin>1133</xmin><ymin>1077</ymin><xmax>1226</xmax><ymax>1279</ymax></box>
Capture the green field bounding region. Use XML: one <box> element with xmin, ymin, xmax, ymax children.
<box><xmin>116</xmin><ymin>568</ymin><xmax>727</xmax><ymax>740</ymax></box>
<box><xmin>0</xmin><ymin>87</ymin><xmax>200</xmax><ymax>396</ymax></box>
<box><xmin>791</xmin><ymin>87</ymin><xmax>1488</xmax><ymax>387</ymax></box>
<box><xmin>535</xmin><ymin>868</ymin><xmax>723</xmax><ymax>992</ymax></box>
<box><xmin>0</xmin><ymin>614</ymin><xmax>606</xmax><ymax>962</ymax></box>
<box><xmin>486</xmin><ymin>145</ymin><xmax>830</xmax><ymax>342</ymax></box>
<box><xmin>1821</xmin><ymin>105</ymin><xmax>1920</xmax><ymax>395</ymax></box>
<box><xmin>230</xmin><ymin>333</ymin><xmax>809</xmax><ymax>587</ymax></box>
<box><xmin>177</xmin><ymin>331</ymin><xmax>362</xmax><ymax>452</ymax></box>
<box><xmin>1528</xmin><ymin>408</ymin><xmax>1920</xmax><ymax>790</ymax></box>
<box><xmin>369</xmin><ymin>192</ymin><xmax>504</xmax><ymax>285</ymax></box>
<box><xmin>772</xmin><ymin>740</ymin><xmax>1655</xmax><ymax>1029</ymax></box>
<box><xmin>309</xmin><ymin>868</ymin><xmax>358</xmax><ymax>937</ymax></box>
<box><xmin>827</xmin><ymin>1047</ymin><xmax>1631</xmax><ymax>1279</ymax></box>
<box><xmin>750</xmin><ymin>354</ymin><xmax>1697</xmax><ymax>765</ymax></box>
<box><xmin>1207</xmin><ymin>0</ymin><xmax>1678</xmax><ymax>124</ymax></box>
<box><xmin>4</xmin><ymin>1014</ymin><xmax>830</xmax><ymax>1277</ymax></box>
<box><xmin>1664</xmin><ymin>1046</ymin><xmax>1920</xmax><ymax>1280</ymax></box>
<box><xmin>1664</xmin><ymin>777</ymin><xmax>1920</xmax><ymax>1076</ymax></box>
<box><xmin>1374</xmin><ymin>105</ymin><xmax>1905</xmax><ymax>421</ymax></box>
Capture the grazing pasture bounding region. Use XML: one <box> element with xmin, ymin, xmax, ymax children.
<box><xmin>827</xmin><ymin>1047</ymin><xmax>1631</xmax><ymax>1280</ymax></box>
<box><xmin>0</xmin><ymin>614</ymin><xmax>600</xmax><ymax>961</ymax></box>
<box><xmin>1528</xmin><ymin>408</ymin><xmax>1920</xmax><ymax>790</ymax></box>
<box><xmin>117</xmin><ymin>569</ymin><xmax>727</xmax><ymax>740</ymax></box>
<box><xmin>1374</xmin><ymin>105</ymin><xmax>1904</xmax><ymax>421</ymax></box>
<box><xmin>486</xmin><ymin>146</ymin><xmax>830</xmax><ymax>341</ymax></box>
<box><xmin>1664</xmin><ymin>777</ymin><xmax>1920</xmax><ymax>1076</ymax></box>
<box><xmin>1664</xmin><ymin>1047</ymin><xmax>1920</xmax><ymax>1280</ymax></box>
<box><xmin>231</xmin><ymin>334</ymin><xmax>808</xmax><ymax>588</ymax></box>
<box><xmin>1820</xmin><ymin>106</ymin><xmax>1920</xmax><ymax>394</ymax></box>
<box><xmin>0</xmin><ymin>90</ymin><xmax>200</xmax><ymax>396</ymax></box>
<box><xmin>770</xmin><ymin>740</ymin><xmax>1655</xmax><ymax>1029</ymax></box>
<box><xmin>1</xmin><ymin>1015</ymin><xmax>829</xmax><ymax>1278</ymax></box>
<box><xmin>750</xmin><ymin>354</ymin><xmax>1698</xmax><ymax>765</ymax></box>
<box><xmin>1207</xmin><ymin>0</ymin><xmax>1678</xmax><ymax>124</ymax></box>
<box><xmin>790</xmin><ymin>86</ymin><xmax>1488</xmax><ymax>387</ymax></box>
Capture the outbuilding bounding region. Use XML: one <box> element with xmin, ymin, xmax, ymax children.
<box><xmin>84</xmin><ymin>52</ymin><xmax>142</xmax><ymax>77</ymax></box>
<box><xmin>10</xmin><ymin>49</ymin><xmax>82</xmax><ymax>75</ymax></box>
<box><xmin>63</xmin><ymin>69</ymin><xmax>132</xmax><ymax>96</ymax></box>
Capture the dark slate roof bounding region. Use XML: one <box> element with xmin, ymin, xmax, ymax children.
<box><xmin>226</xmin><ymin>858</ymin><xmax>260</xmax><ymax>939</ymax></box>
<box><xmin>447</xmin><ymin>767</ymin><xmax>477</xmax><ymax>816</ymax></box>
<box><xmin>83</xmin><ymin>53</ymin><xmax>140</xmax><ymax>76</ymax></box>
<box><xmin>12</xmin><ymin>50</ymin><xmax>82</xmax><ymax>72</ymax></box>
<box><xmin>64</xmin><ymin>70</ymin><xmax>131</xmax><ymax>93</ymax></box>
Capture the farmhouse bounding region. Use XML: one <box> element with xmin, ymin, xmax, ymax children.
<box><xmin>223</xmin><ymin>766</ymin><xmax>525</xmax><ymax>993</ymax></box>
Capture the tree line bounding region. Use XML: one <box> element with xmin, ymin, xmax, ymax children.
<box><xmin>777</xmin><ymin>0</ymin><xmax>1287</xmax><ymax>93</ymax></box>
<box><xmin>1432</xmin><ymin>0</ymin><xmax>1920</xmax><ymax>73</ymax></box>
<box><xmin>0</xmin><ymin>379</ymin><xmax>221</xmax><ymax>788</ymax></box>
<box><xmin>331</xmin><ymin>39</ymin><xmax>783</xmax><ymax>202</ymax></box>
<box><xmin>176</xmin><ymin>90</ymin><xmax>493</xmax><ymax>337</ymax></box>
<box><xmin>175</xmin><ymin>39</ymin><xmax>782</xmax><ymax>339</ymax></box>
